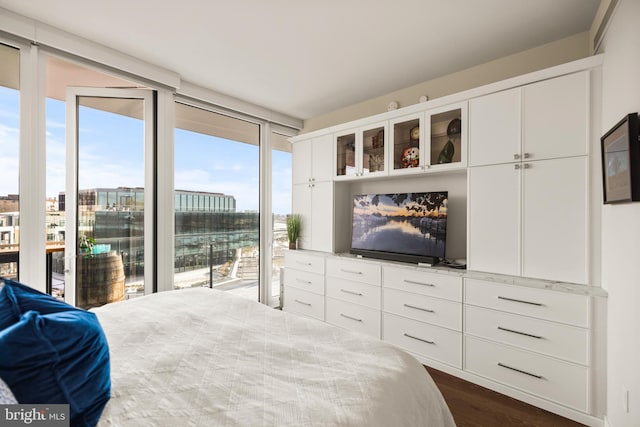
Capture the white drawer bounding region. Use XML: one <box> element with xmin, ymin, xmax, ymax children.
<box><xmin>384</xmin><ymin>287</ymin><xmax>462</xmax><ymax>331</ymax></box>
<box><xmin>464</xmin><ymin>279</ymin><xmax>589</xmax><ymax>327</ymax></box>
<box><xmin>283</xmin><ymin>286</ymin><xmax>324</xmax><ymax>321</ymax></box>
<box><xmin>464</xmin><ymin>336</ymin><xmax>589</xmax><ymax>412</ymax></box>
<box><xmin>326</xmin><ymin>297</ymin><xmax>381</xmax><ymax>338</ymax></box>
<box><xmin>464</xmin><ymin>305</ymin><xmax>589</xmax><ymax>365</ymax></box>
<box><xmin>285</xmin><ymin>251</ymin><xmax>325</xmax><ymax>275</ymax></box>
<box><xmin>383</xmin><ymin>312</ymin><xmax>462</xmax><ymax>368</ymax></box>
<box><xmin>326</xmin><ymin>258</ymin><xmax>381</xmax><ymax>286</ymax></box>
<box><xmin>284</xmin><ymin>268</ymin><xmax>324</xmax><ymax>295</ymax></box>
<box><xmin>383</xmin><ymin>266</ymin><xmax>462</xmax><ymax>302</ymax></box>
<box><xmin>326</xmin><ymin>277</ymin><xmax>381</xmax><ymax>309</ymax></box>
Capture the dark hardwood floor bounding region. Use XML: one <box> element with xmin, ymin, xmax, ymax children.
<box><xmin>426</xmin><ymin>367</ymin><xmax>586</xmax><ymax>427</ymax></box>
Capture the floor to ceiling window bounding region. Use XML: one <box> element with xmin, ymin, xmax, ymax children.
<box><xmin>174</xmin><ymin>102</ymin><xmax>261</xmax><ymax>301</ymax></box>
<box><xmin>0</xmin><ymin>43</ymin><xmax>20</xmax><ymax>280</ymax></box>
<box><xmin>271</xmin><ymin>131</ymin><xmax>292</xmax><ymax>305</ymax></box>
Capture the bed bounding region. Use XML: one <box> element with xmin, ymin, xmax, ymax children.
<box><xmin>92</xmin><ymin>287</ymin><xmax>456</xmax><ymax>426</ymax></box>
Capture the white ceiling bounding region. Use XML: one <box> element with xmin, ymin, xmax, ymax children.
<box><xmin>0</xmin><ymin>0</ymin><xmax>600</xmax><ymax>120</ymax></box>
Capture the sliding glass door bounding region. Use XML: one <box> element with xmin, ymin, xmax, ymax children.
<box><xmin>65</xmin><ymin>87</ymin><xmax>154</xmax><ymax>308</ymax></box>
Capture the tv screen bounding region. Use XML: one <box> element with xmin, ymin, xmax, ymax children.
<box><xmin>350</xmin><ymin>192</ymin><xmax>448</xmax><ymax>265</ymax></box>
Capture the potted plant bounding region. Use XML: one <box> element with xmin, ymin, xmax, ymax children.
<box><xmin>286</xmin><ymin>214</ymin><xmax>301</xmax><ymax>249</ymax></box>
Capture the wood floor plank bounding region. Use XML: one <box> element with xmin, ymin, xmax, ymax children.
<box><xmin>426</xmin><ymin>366</ymin><xmax>586</xmax><ymax>427</ymax></box>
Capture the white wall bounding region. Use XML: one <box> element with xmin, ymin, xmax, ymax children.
<box><xmin>303</xmin><ymin>32</ymin><xmax>591</xmax><ymax>133</ymax></box>
<box><xmin>599</xmin><ymin>0</ymin><xmax>640</xmax><ymax>425</ymax></box>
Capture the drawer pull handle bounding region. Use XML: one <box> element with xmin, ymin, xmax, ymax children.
<box><xmin>340</xmin><ymin>289</ymin><xmax>363</xmax><ymax>296</ymax></box>
<box><xmin>341</xmin><ymin>269</ymin><xmax>363</xmax><ymax>275</ymax></box>
<box><xmin>497</xmin><ymin>296</ymin><xmax>543</xmax><ymax>306</ymax></box>
<box><xmin>296</xmin><ymin>278</ymin><xmax>312</xmax><ymax>285</ymax></box>
<box><xmin>404</xmin><ymin>279</ymin><xmax>435</xmax><ymax>287</ymax></box>
<box><xmin>497</xmin><ymin>326</ymin><xmax>543</xmax><ymax>340</ymax></box>
<box><xmin>404</xmin><ymin>303</ymin><xmax>434</xmax><ymax>313</ymax></box>
<box><xmin>294</xmin><ymin>299</ymin><xmax>311</xmax><ymax>307</ymax></box>
<box><xmin>403</xmin><ymin>333</ymin><xmax>435</xmax><ymax>345</ymax></box>
<box><xmin>340</xmin><ymin>313</ymin><xmax>363</xmax><ymax>322</ymax></box>
<box><xmin>296</xmin><ymin>261</ymin><xmax>312</xmax><ymax>266</ymax></box>
<box><xmin>497</xmin><ymin>362</ymin><xmax>544</xmax><ymax>379</ymax></box>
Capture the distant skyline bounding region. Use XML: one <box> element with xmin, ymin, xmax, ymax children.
<box><xmin>0</xmin><ymin>86</ymin><xmax>292</xmax><ymax>214</ymax></box>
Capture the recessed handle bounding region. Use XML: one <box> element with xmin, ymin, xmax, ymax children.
<box><xmin>497</xmin><ymin>362</ymin><xmax>543</xmax><ymax>379</ymax></box>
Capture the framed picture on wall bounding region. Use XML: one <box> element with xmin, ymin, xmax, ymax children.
<box><xmin>601</xmin><ymin>112</ymin><xmax>640</xmax><ymax>204</ymax></box>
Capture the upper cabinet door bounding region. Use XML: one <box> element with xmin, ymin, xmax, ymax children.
<box><xmin>310</xmin><ymin>134</ymin><xmax>335</xmax><ymax>182</ymax></box>
<box><xmin>389</xmin><ymin>114</ymin><xmax>423</xmax><ymax>175</ymax></box>
<box><xmin>292</xmin><ymin>138</ymin><xmax>312</xmax><ymax>185</ymax></box>
<box><xmin>469</xmin><ymin>88</ymin><xmax>522</xmax><ymax>167</ymax></box>
<box><xmin>335</xmin><ymin>122</ymin><xmax>388</xmax><ymax>180</ymax></box>
<box><xmin>523</xmin><ymin>71</ymin><xmax>589</xmax><ymax>161</ymax></box>
<box><xmin>425</xmin><ymin>102</ymin><xmax>468</xmax><ymax>170</ymax></box>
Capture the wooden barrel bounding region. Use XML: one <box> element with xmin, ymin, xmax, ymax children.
<box><xmin>76</xmin><ymin>251</ymin><xmax>125</xmax><ymax>309</ymax></box>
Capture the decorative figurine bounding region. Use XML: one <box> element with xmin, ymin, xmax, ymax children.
<box><xmin>401</xmin><ymin>146</ymin><xmax>420</xmax><ymax>168</ymax></box>
<box><xmin>437</xmin><ymin>118</ymin><xmax>461</xmax><ymax>164</ymax></box>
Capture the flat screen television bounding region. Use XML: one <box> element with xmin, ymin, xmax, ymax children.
<box><xmin>350</xmin><ymin>191</ymin><xmax>448</xmax><ymax>265</ymax></box>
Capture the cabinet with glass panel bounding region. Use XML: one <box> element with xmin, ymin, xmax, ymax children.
<box><xmin>335</xmin><ymin>122</ymin><xmax>388</xmax><ymax>180</ymax></box>
<box><xmin>389</xmin><ymin>102</ymin><xmax>467</xmax><ymax>176</ymax></box>
<box><xmin>425</xmin><ymin>102</ymin><xmax>467</xmax><ymax>171</ymax></box>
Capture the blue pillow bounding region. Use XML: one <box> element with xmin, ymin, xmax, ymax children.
<box><xmin>0</xmin><ymin>278</ymin><xmax>79</xmax><ymax>330</ymax></box>
<box><xmin>0</xmin><ymin>309</ymin><xmax>111</xmax><ymax>427</ymax></box>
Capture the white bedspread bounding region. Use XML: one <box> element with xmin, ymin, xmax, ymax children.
<box><xmin>93</xmin><ymin>287</ymin><xmax>456</xmax><ymax>426</ymax></box>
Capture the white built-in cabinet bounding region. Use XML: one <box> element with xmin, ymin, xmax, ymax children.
<box><xmin>286</xmin><ymin>57</ymin><xmax>604</xmax><ymax>427</ymax></box>
<box><xmin>292</xmin><ymin>134</ymin><xmax>334</xmax><ymax>252</ymax></box>
<box><xmin>467</xmin><ymin>71</ymin><xmax>589</xmax><ymax>284</ymax></box>
<box><xmin>335</xmin><ymin>122</ymin><xmax>388</xmax><ymax>180</ymax></box>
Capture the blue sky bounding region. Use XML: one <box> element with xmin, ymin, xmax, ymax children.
<box><xmin>0</xmin><ymin>86</ymin><xmax>292</xmax><ymax>214</ymax></box>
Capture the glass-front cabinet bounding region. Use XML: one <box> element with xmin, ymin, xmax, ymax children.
<box><xmin>425</xmin><ymin>102</ymin><xmax>467</xmax><ymax>170</ymax></box>
<box><xmin>335</xmin><ymin>122</ymin><xmax>388</xmax><ymax>179</ymax></box>
<box><xmin>390</xmin><ymin>114</ymin><xmax>423</xmax><ymax>175</ymax></box>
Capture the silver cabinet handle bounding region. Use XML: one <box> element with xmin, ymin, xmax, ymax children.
<box><xmin>523</xmin><ymin>152</ymin><xmax>531</xmax><ymax>159</ymax></box>
<box><xmin>296</xmin><ymin>278</ymin><xmax>312</xmax><ymax>285</ymax></box>
<box><xmin>340</xmin><ymin>313</ymin><xmax>362</xmax><ymax>322</ymax></box>
<box><xmin>497</xmin><ymin>362</ymin><xmax>543</xmax><ymax>379</ymax></box>
<box><xmin>497</xmin><ymin>296</ymin><xmax>544</xmax><ymax>306</ymax></box>
<box><xmin>513</xmin><ymin>153</ymin><xmax>520</xmax><ymax>160</ymax></box>
<box><xmin>294</xmin><ymin>299</ymin><xmax>311</xmax><ymax>306</ymax></box>
<box><xmin>296</xmin><ymin>261</ymin><xmax>312</xmax><ymax>266</ymax></box>
<box><xmin>497</xmin><ymin>326</ymin><xmax>543</xmax><ymax>339</ymax></box>
<box><xmin>403</xmin><ymin>333</ymin><xmax>434</xmax><ymax>345</ymax></box>
<box><xmin>404</xmin><ymin>303</ymin><xmax>434</xmax><ymax>313</ymax></box>
<box><xmin>523</xmin><ymin>163</ymin><xmax>531</xmax><ymax>169</ymax></box>
<box><xmin>514</xmin><ymin>164</ymin><xmax>521</xmax><ymax>170</ymax></box>
<box><xmin>404</xmin><ymin>279</ymin><xmax>434</xmax><ymax>287</ymax></box>
<box><xmin>341</xmin><ymin>269</ymin><xmax>363</xmax><ymax>275</ymax></box>
<box><xmin>340</xmin><ymin>289</ymin><xmax>363</xmax><ymax>296</ymax></box>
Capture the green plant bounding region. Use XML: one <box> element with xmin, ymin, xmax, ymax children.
<box><xmin>79</xmin><ymin>234</ymin><xmax>96</xmax><ymax>254</ymax></box>
<box><xmin>286</xmin><ymin>214</ymin><xmax>302</xmax><ymax>248</ymax></box>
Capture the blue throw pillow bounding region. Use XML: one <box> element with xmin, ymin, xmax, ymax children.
<box><xmin>0</xmin><ymin>278</ymin><xmax>78</xmax><ymax>330</ymax></box>
<box><xmin>0</xmin><ymin>309</ymin><xmax>111</xmax><ymax>427</ymax></box>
